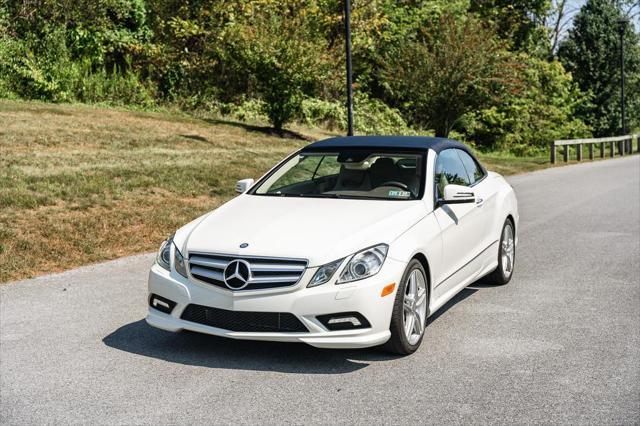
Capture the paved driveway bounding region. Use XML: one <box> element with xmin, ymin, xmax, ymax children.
<box><xmin>1</xmin><ymin>156</ymin><xmax>639</xmax><ymax>424</ymax></box>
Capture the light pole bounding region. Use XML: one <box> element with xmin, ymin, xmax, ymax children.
<box><xmin>344</xmin><ymin>0</ymin><xmax>354</xmax><ymax>136</ymax></box>
<box><xmin>618</xmin><ymin>18</ymin><xmax>628</xmax><ymax>140</ymax></box>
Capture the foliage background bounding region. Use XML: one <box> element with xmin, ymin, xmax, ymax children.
<box><xmin>1</xmin><ymin>0</ymin><xmax>639</xmax><ymax>151</ymax></box>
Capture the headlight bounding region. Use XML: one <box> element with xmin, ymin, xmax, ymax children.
<box><xmin>307</xmin><ymin>258</ymin><xmax>344</xmax><ymax>288</ymax></box>
<box><xmin>174</xmin><ymin>244</ymin><xmax>188</xmax><ymax>278</ymax></box>
<box><xmin>338</xmin><ymin>244</ymin><xmax>388</xmax><ymax>283</ymax></box>
<box><xmin>156</xmin><ymin>234</ymin><xmax>188</xmax><ymax>278</ymax></box>
<box><xmin>157</xmin><ymin>236</ymin><xmax>173</xmax><ymax>270</ymax></box>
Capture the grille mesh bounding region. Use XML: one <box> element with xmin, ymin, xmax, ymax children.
<box><xmin>188</xmin><ymin>252</ymin><xmax>307</xmax><ymax>291</ymax></box>
<box><xmin>181</xmin><ymin>304</ymin><xmax>308</xmax><ymax>333</ymax></box>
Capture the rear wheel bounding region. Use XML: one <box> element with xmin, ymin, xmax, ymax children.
<box><xmin>484</xmin><ymin>218</ymin><xmax>515</xmax><ymax>285</ymax></box>
<box><xmin>385</xmin><ymin>259</ymin><xmax>428</xmax><ymax>355</ymax></box>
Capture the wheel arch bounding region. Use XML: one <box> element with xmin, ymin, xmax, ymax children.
<box><xmin>410</xmin><ymin>252</ymin><xmax>432</xmax><ymax>306</ymax></box>
<box><xmin>506</xmin><ymin>213</ymin><xmax>515</xmax><ymax>232</ymax></box>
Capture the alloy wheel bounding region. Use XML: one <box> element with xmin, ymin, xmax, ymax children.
<box><xmin>402</xmin><ymin>269</ymin><xmax>428</xmax><ymax>345</ymax></box>
<box><xmin>501</xmin><ymin>223</ymin><xmax>515</xmax><ymax>278</ymax></box>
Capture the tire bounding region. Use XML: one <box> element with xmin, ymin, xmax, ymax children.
<box><xmin>384</xmin><ymin>259</ymin><xmax>429</xmax><ymax>355</ymax></box>
<box><xmin>483</xmin><ymin>218</ymin><xmax>516</xmax><ymax>286</ymax></box>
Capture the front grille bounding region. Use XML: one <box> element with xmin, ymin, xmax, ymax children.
<box><xmin>188</xmin><ymin>252</ymin><xmax>307</xmax><ymax>291</ymax></box>
<box><xmin>181</xmin><ymin>304</ymin><xmax>308</xmax><ymax>333</ymax></box>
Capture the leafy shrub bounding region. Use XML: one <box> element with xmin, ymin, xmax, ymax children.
<box><xmin>72</xmin><ymin>60</ymin><xmax>156</xmax><ymax>107</ymax></box>
<box><xmin>299</xmin><ymin>98</ymin><xmax>346</xmax><ymax>131</ymax></box>
<box><xmin>300</xmin><ymin>94</ymin><xmax>416</xmax><ymax>135</ymax></box>
<box><xmin>227</xmin><ymin>98</ymin><xmax>269</xmax><ymax>124</ymax></box>
<box><xmin>0</xmin><ymin>29</ymin><xmax>77</xmax><ymax>102</ymax></box>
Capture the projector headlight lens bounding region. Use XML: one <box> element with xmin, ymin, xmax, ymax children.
<box><xmin>338</xmin><ymin>244</ymin><xmax>388</xmax><ymax>284</ymax></box>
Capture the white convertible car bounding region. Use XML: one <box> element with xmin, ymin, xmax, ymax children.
<box><xmin>147</xmin><ymin>136</ymin><xmax>518</xmax><ymax>354</ymax></box>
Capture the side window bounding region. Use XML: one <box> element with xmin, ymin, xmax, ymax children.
<box><xmin>435</xmin><ymin>149</ymin><xmax>471</xmax><ymax>198</ymax></box>
<box><xmin>456</xmin><ymin>150</ymin><xmax>485</xmax><ymax>185</ymax></box>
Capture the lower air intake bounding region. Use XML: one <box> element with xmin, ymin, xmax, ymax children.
<box><xmin>180</xmin><ymin>304</ymin><xmax>308</xmax><ymax>333</ymax></box>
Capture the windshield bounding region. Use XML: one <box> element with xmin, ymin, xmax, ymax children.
<box><xmin>252</xmin><ymin>150</ymin><xmax>424</xmax><ymax>200</ymax></box>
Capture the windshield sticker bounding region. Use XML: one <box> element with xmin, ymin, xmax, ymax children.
<box><xmin>388</xmin><ymin>190</ymin><xmax>411</xmax><ymax>198</ymax></box>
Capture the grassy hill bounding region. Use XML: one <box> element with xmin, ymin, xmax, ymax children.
<box><xmin>0</xmin><ymin>100</ymin><xmax>547</xmax><ymax>282</ymax></box>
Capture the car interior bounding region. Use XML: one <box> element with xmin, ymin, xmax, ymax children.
<box><xmin>267</xmin><ymin>153</ymin><xmax>422</xmax><ymax>199</ymax></box>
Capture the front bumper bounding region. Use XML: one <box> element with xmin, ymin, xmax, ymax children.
<box><xmin>146</xmin><ymin>258</ymin><xmax>407</xmax><ymax>349</ymax></box>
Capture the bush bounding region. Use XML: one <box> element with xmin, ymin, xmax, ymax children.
<box><xmin>300</xmin><ymin>94</ymin><xmax>417</xmax><ymax>135</ymax></box>
<box><xmin>0</xmin><ymin>29</ymin><xmax>77</xmax><ymax>102</ymax></box>
<box><xmin>72</xmin><ymin>61</ymin><xmax>156</xmax><ymax>107</ymax></box>
<box><xmin>0</xmin><ymin>34</ymin><xmax>155</xmax><ymax>107</ymax></box>
<box><xmin>227</xmin><ymin>98</ymin><xmax>269</xmax><ymax>124</ymax></box>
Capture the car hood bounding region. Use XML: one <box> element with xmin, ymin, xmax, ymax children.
<box><xmin>183</xmin><ymin>195</ymin><xmax>428</xmax><ymax>266</ymax></box>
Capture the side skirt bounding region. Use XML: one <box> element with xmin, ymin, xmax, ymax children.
<box><xmin>428</xmin><ymin>240</ymin><xmax>498</xmax><ymax>316</ymax></box>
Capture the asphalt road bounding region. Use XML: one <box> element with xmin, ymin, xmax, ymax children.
<box><xmin>1</xmin><ymin>156</ymin><xmax>639</xmax><ymax>425</ymax></box>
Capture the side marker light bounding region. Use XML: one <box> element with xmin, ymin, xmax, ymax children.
<box><xmin>381</xmin><ymin>283</ymin><xmax>396</xmax><ymax>297</ymax></box>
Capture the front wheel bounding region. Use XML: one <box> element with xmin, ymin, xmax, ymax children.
<box><xmin>384</xmin><ymin>259</ymin><xmax>428</xmax><ymax>355</ymax></box>
<box><xmin>484</xmin><ymin>218</ymin><xmax>516</xmax><ymax>285</ymax></box>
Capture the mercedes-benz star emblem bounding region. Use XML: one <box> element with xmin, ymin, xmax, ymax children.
<box><xmin>223</xmin><ymin>259</ymin><xmax>251</xmax><ymax>290</ymax></box>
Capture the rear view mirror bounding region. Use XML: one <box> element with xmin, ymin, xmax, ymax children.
<box><xmin>235</xmin><ymin>178</ymin><xmax>255</xmax><ymax>194</ymax></box>
<box><xmin>442</xmin><ymin>184</ymin><xmax>475</xmax><ymax>204</ymax></box>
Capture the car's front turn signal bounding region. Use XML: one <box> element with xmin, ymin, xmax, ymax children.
<box><xmin>381</xmin><ymin>283</ymin><xmax>396</xmax><ymax>297</ymax></box>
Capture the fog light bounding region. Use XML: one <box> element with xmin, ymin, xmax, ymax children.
<box><xmin>149</xmin><ymin>294</ymin><xmax>176</xmax><ymax>314</ymax></box>
<box><xmin>317</xmin><ymin>312</ymin><xmax>371</xmax><ymax>331</ymax></box>
<box><xmin>328</xmin><ymin>317</ymin><xmax>361</xmax><ymax>326</ymax></box>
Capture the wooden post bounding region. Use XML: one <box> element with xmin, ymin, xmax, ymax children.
<box><xmin>600</xmin><ymin>142</ymin><xmax>605</xmax><ymax>158</ymax></box>
<box><xmin>550</xmin><ymin>142</ymin><xmax>556</xmax><ymax>164</ymax></box>
<box><xmin>588</xmin><ymin>143</ymin><xmax>594</xmax><ymax>160</ymax></box>
<box><xmin>576</xmin><ymin>144</ymin><xmax>582</xmax><ymax>161</ymax></box>
<box><xmin>563</xmin><ymin>145</ymin><xmax>569</xmax><ymax>162</ymax></box>
<box><xmin>610</xmin><ymin>142</ymin><xmax>615</xmax><ymax>157</ymax></box>
<box><xmin>619</xmin><ymin>140</ymin><xmax>624</xmax><ymax>156</ymax></box>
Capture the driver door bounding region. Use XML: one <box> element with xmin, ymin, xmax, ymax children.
<box><xmin>432</xmin><ymin>149</ymin><xmax>483</xmax><ymax>299</ymax></box>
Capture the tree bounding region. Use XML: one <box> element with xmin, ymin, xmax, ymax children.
<box><xmin>558</xmin><ymin>0</ymin><xmax>640</xmax><ymax>136</ymax></box>
<box><xmin>464</xmin><ymin>55</ymin><xmax>590</xmax><ymax>152</ymax></box>
<box><xmin>469</xmin><ymin>0</ymin><xmax>550</xmax><ymax>52</ymax></box>
<box><xmin>229</xmin><ymin>5</ymin><xmax>339</xmax><ymax>131</ymax></box>
<box><xmin>382</xmin><ymin>13</ymin><xmax>518</xmax><ymax>137</ymax></box>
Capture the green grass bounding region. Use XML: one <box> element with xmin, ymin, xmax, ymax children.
<box><xmin>0</xmin><ymin>100</ymin><xmax>558</xmax><ymax>283</ymax></box>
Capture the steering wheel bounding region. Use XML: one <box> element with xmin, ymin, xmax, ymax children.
<box><xmin>379</xmin><ymin>181</ymin><xmax>409</xmax><ymax>190</ymax></box>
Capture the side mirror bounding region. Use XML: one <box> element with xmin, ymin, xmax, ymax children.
<box><xmin>235</xmin><ymin>178</ymin><xmax>255</xmax><ymax>194</ymax></box>
<box><xmin>442</xmin><ymin>184</ymin><xmax>475</xmax><ymax>204</ymax></box>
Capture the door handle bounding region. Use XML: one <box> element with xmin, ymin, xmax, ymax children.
<box><xmin>476</xmin><ymin>197</ymin><xmax>484</xmax><ymax>207</ymax></box>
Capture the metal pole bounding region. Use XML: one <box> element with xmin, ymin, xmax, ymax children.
<box><xmin>344</xmin><ymin>0</ymin><xmax>354</xmax><ymax>136</ymax></box>
<box><xmin>619</xmin><ymin>19</ymin><xmax>627</xmax><ymax>136</ymax></box>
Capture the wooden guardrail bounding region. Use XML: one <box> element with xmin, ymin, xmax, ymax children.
<box><xmin>551</xmin><ymin>134</ymin><xmax>639</xmax><ymax>164</ymax></box>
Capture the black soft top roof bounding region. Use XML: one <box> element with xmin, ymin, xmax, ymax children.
<box><xmin>303</xmin><ymin>135</ymin><xmax>469</xmax><ymax>154</ymax></box>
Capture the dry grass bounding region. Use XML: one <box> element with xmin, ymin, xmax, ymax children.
<box><xmin>0</xmin><ymin>101</ymin><xmax>310</xmax><ymax>282</ymax></box>
<box><xmin>0</xmin><ymin>100</ymin><xmax>553</xmax><ymax>283</ymax></box>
